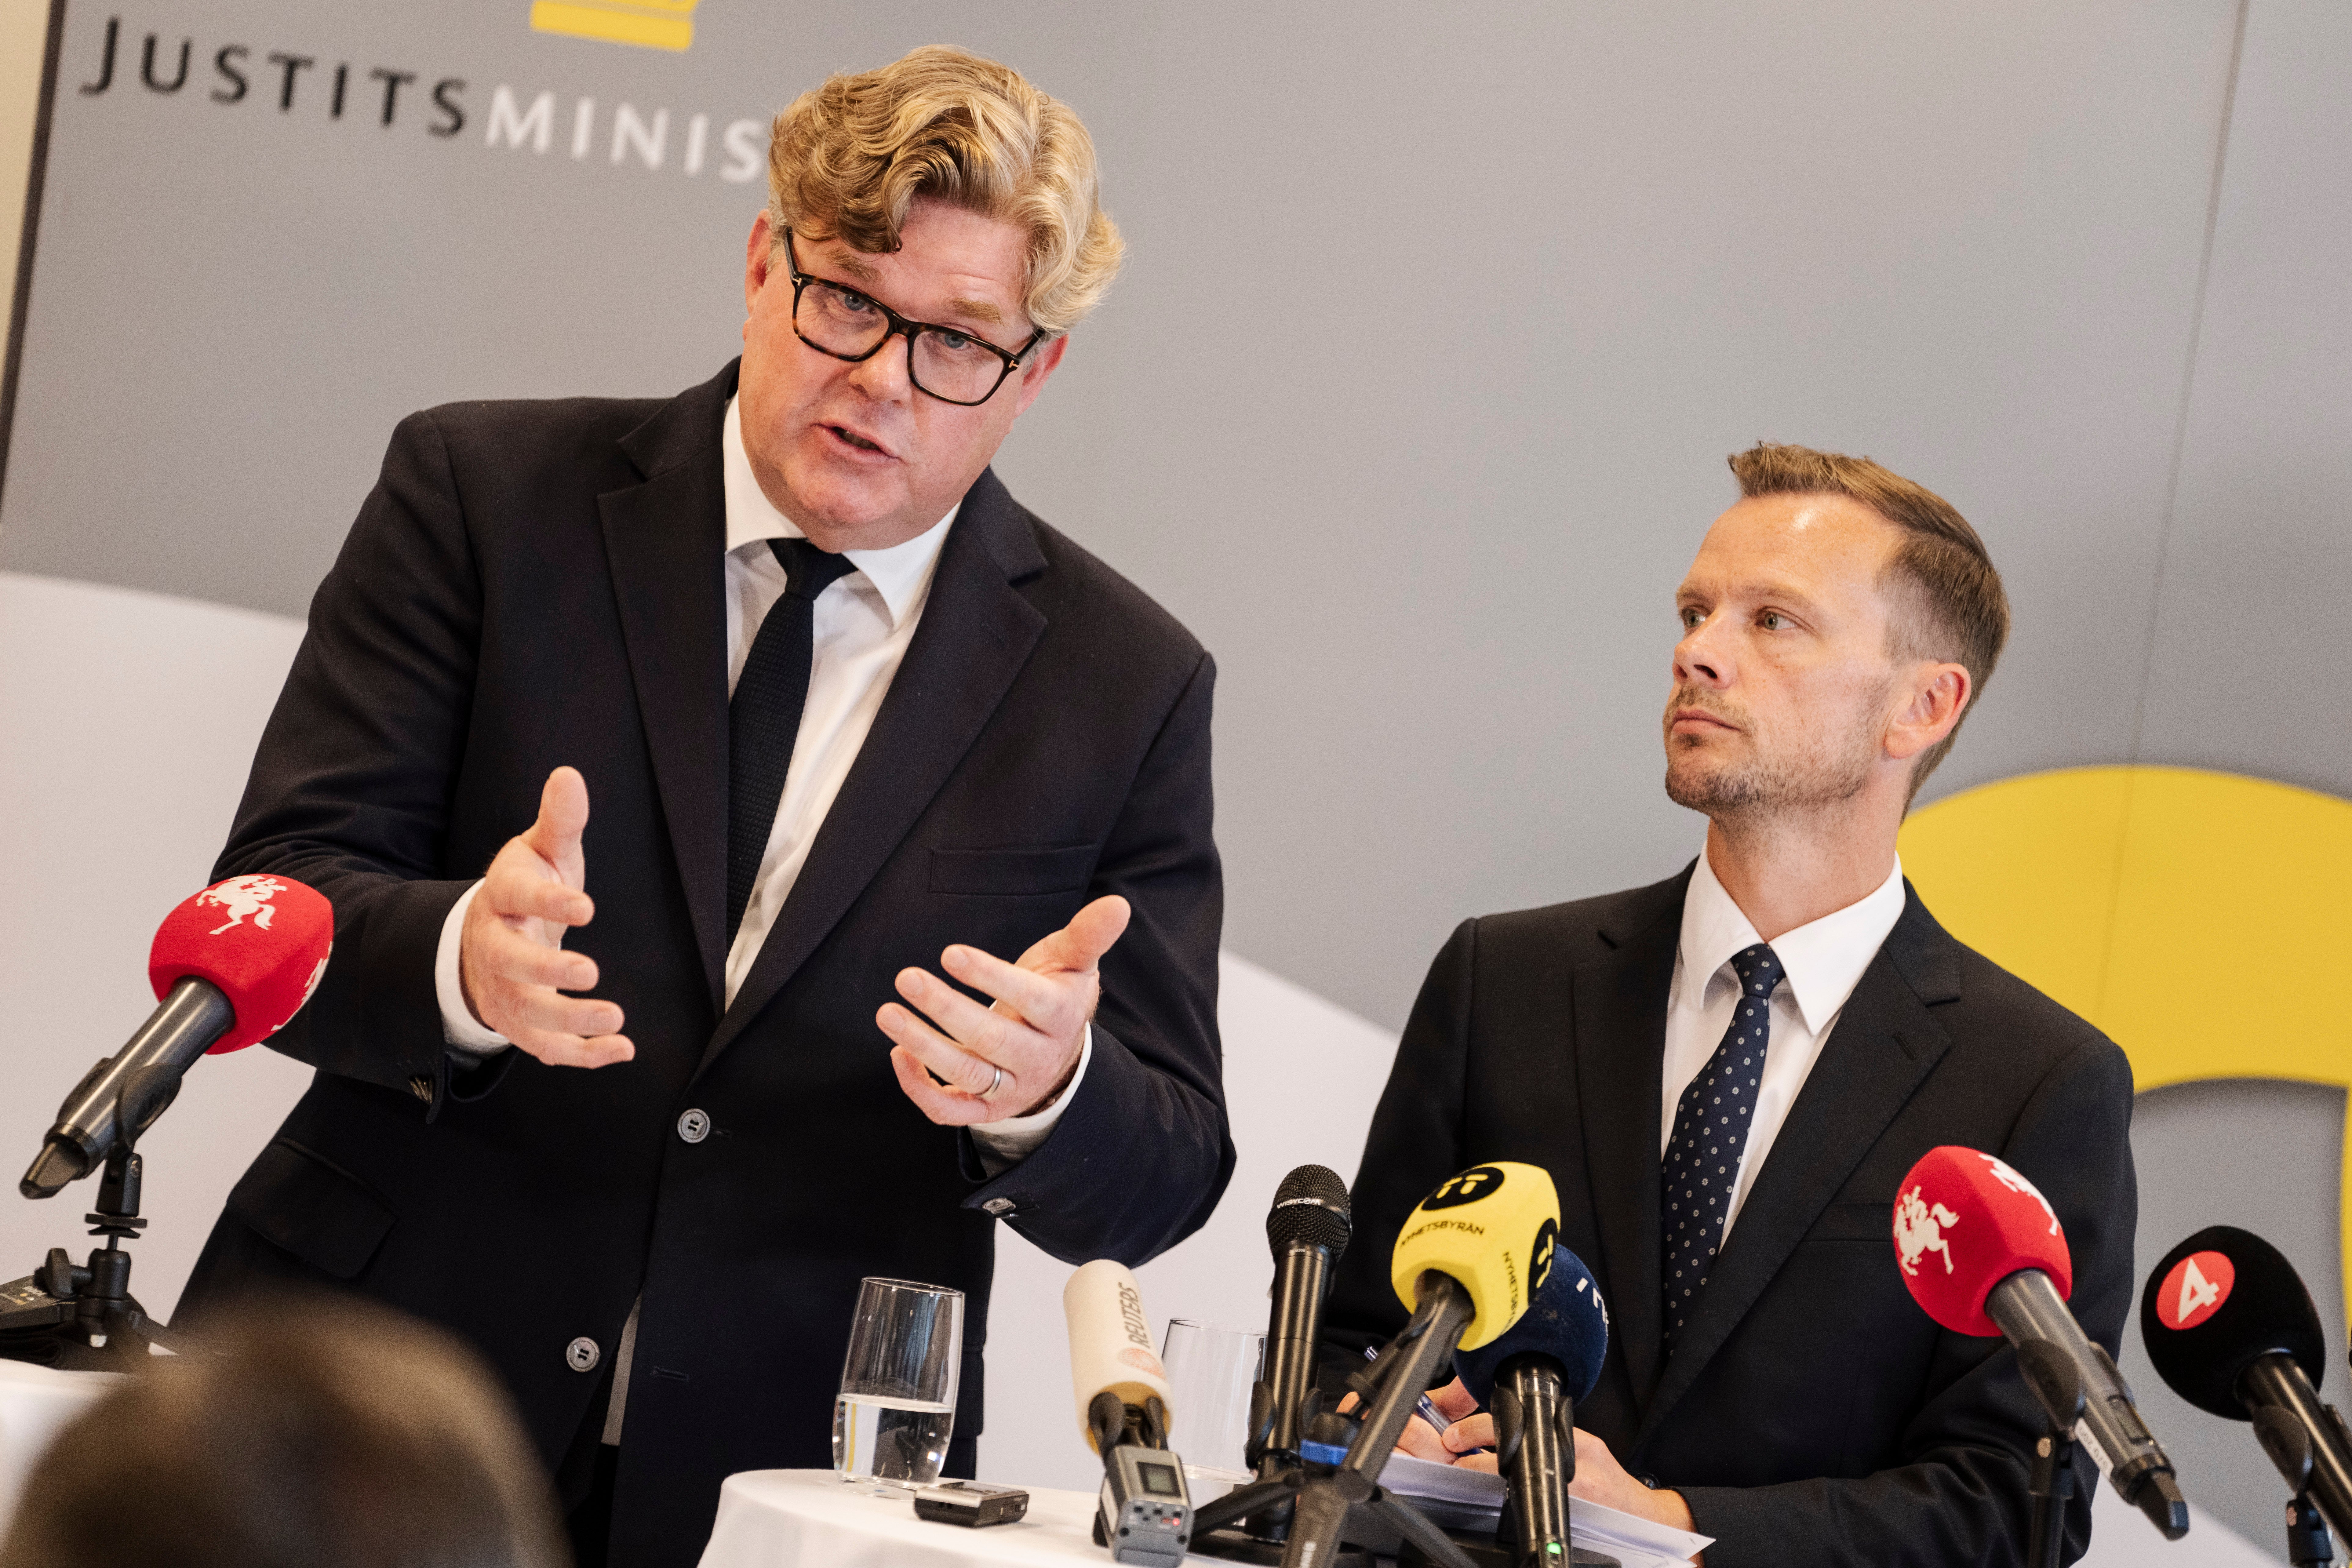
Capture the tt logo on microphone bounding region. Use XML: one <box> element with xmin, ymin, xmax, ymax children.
<box><xmin>1423</xmin><ymin>1166</ymin><xmax>1505</xmax><ymax>1210</ymax></box>
<box><xmin>1530</xmin><ymin>1217</ymin><xmax>1557</xmax><ymax>1292</ymax></box>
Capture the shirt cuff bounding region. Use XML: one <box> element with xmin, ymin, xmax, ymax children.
<box><xmin>436</xmin><ymin>881</ymin><xmax>511</xmax><ymax>1055</ymax></box>
<box><xmin>967</xmin><ymin>1027</ymin><xmax>1092</xmax><ymax>1176</ymax></box>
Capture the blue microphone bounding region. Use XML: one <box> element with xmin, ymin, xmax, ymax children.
<box><xmin>1454</xmin><ymin>1241</ymin><xmax>1610</xmax><ymax>1566</ymax></box>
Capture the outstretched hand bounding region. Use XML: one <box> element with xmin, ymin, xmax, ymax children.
<box><xmin>879</xmin><ymin>894</ymin><xmax>1130</xmax><ymax>1124</ymax></box>
<box><xmin>457</xmin><ymin>766</ymin><xmax>633</xmax><ymax>1068</ymax></box>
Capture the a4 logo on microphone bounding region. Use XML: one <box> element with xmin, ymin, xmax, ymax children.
<box><xmin>2155</xmin><ymin>1249</ymin><xmax>2233</xmax><ymax>1332</ymax></box>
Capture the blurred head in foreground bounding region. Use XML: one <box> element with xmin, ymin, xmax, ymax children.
<box><xmin>0</xmin><ymin>1300</ymin><xmax>565</xmax><ymax>1568</ymax></box>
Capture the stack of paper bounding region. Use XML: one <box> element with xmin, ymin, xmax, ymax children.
<box><xmin>1372</xmin><ymin>1452</ymin><xmax>1508</xmax><ymax>1534</ymax></box>
<box><xmin>1375</xmin><ymin>1453</ymin><xmax>1715</xmax><ymax>1567</ymax></box>
<box><xmin>1568</xmin><ymin>1495</ymin><xmax>1714</xmax><ymax>1568</ymax></box>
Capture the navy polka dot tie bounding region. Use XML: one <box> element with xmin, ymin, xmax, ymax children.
<box><xmin>1661</xmin><ymin>943</ymin><xmax>1783</xmax><ymax>1352</ymax></box>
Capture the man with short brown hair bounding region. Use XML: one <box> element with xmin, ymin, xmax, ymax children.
<box><xmin>181</xmin><ymin>45</ymin><xmax>1229</xmax><ymax>1568</ymax></box>
<box><xmin>1326</xmin><ymin>445</ymin><xmax>2135</xmax><ymax>1566</ymax></box>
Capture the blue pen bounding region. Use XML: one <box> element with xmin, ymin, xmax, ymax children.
<box><xmin>1365</xmin><ymin>1346</ymin><xmax>1489</xmax><ymax>1454</ymax></box>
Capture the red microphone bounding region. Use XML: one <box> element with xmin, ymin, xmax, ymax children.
<box><xmin>1894</xmin><ymin>1144</ymin><xmax>2072</xmax><ymax>1334</ymax></box>
<box><xmin>1892</xmin><ymin>1146</ymin><xmax>2188</xmax><ymax>1541</ymax></box>
<box><xmin>21</xmin><ymin>875</ymin><xmax>333</xmax><ymax>1197</ymax></box>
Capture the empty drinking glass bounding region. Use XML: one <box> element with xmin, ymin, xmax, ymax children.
<box><xmin>833</xmin><ymin>1278</ymin><xmax>964</xmax><ymax>1493</ymax></box>
<box><xmin>1161</xmin><ymin>1318</ymin><xmax>1266</xmax><ymax>1492</ymax></box>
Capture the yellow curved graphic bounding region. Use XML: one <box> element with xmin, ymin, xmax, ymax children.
<box><xmin>531</xmin><ymin>0</ymin><xmax>696</xmax><ymax>52</ymax></box>
<box><xmin>1899</xmin><ymin>766</ymin><xmax>2351</xmax><ymax>1326</ymax></box>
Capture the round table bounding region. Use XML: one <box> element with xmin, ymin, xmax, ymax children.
<box><xmin>0</xmin><ymin>1360</ymin><xmax>118</xmax><ymax>1535</ymax></box>
<box><xmin>699</xmin><ymin>1468</ymin><xmax>1244</xmax><ymax>1567</ymax></box>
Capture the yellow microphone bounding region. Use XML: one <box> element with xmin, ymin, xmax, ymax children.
<box><xmin>1258</xmin><ymin>1162</ymin><xmax>1565</xmax><ymax>1566</ymax></box>
<box><xmin>1389</xmin><ymin>1161</ymin><xmax>1560</xmax><ymax>1351</ymax></box>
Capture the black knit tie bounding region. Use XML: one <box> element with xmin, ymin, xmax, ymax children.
<box><xmin>1661</xmin><ymin>943</ymin><xmax>1783</xmax><ymax>1352</ymax></box>
<box><xmin>726</xmin><ymin>537</ymin><xmax>857</xmax><ymax>946</ymax></box>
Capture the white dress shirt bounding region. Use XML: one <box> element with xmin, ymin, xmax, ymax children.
<box><xmin>431</xmin><ymin>394</ymin><xmax>1089</xmax><ymax>1160</ymax></box>
<box><xmin>1659</xmin><ymin>848</ymin><xmax>1908</xmax><ymax>1242</ymax></box>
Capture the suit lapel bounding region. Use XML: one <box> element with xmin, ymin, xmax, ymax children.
<box><xmin>1572</xmin><ymin>870</ymin><xmax>1690</xmax><ymax>1412</ymax></box>
<box><xmin>695</xmin><ymin>468</ymin><xmax>1048</xmax><ymax>1075</ymax></box>
<box><xmin>1630</xmin><ymin>886</ymin><xmax>1957</xmax><ymax>1454</ymax></box>
<box><xmin>599</xmin><ymin>364</ymin><xmax>738</xmax><ymax>1013</ymax></box>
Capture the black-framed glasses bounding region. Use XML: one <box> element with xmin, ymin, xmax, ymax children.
<box><xmin>783</xmin><ymin>229</ymin><xmax>1044</xmax><ymax>407</ymax></box>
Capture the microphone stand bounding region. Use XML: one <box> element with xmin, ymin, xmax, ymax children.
<box><xmin>2250</xmin><ymin>1396</ymin><xmax>2344</xmax><ymax>1566</ymax></box>
<box><xmin>1193</xmin><ymin>1273</ymin><xmax>1484</xmax><ymax>1568</ymax></box>
<box><xmin>2286</xmin><ymin>1494</ymin><xmax>2333</xmax><ymax>1567</ymax></box>
<box><xmin>1</xmin><ymin>1077</ymin><xmax>189</xmax><ymax>1372</ymax></box>
<box><xmin>2012</xmin><ymin>1340</ymin><xmax>2083</xmax><ymax>1568</ymax></box>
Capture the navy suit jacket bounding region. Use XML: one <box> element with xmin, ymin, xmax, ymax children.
<box><xmin>1323</xmin><ymin>868</ymin><xmax>2136</xmax><ymax>1568</ymax></box>
<box><xmin>181</xmin><ymin>360</ymin><xmax>1232</xmax><ymax>1566</ymax></box>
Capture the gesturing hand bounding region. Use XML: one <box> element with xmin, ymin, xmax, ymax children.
<box><xmin>457</xmin><ymin>766</ymin><xmax>634</xmax><ymax>1068</ymax></box>
<box><xmin>879</xmin><ymin>895</ymin><xmax>1130</xmax><ymax>1124</ymax></box>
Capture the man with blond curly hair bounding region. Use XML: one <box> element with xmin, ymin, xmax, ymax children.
<box><xmin>180</xmin><ymin>47</ymin><xmax>1229</xmax><ymax>1566</ymax></box>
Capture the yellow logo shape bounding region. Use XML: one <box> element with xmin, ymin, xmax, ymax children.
<box><xmin>530</xmin><ymin>0</ymin><xmax>696</xmax><ymax>52</ymax></box>
<box><xmin>1900</xmin><ymin>765</ymin><xmax>2351</xmax><ymax>1323</ymax></box>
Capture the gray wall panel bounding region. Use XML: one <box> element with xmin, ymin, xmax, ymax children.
<box><xmin>2136</xmin><ymin>1</ymin><xmax>2352</xmax><ymax>797</ymax></box>
<box><xmin>997</xmin><ymin>0</ymin><xmax>2246</xmax><ymax>1022</ymax></box>
<box><xmin>1</xmin><ymin>0</ymin><xmax>2245</xmax><ymax>1025</ymax></box>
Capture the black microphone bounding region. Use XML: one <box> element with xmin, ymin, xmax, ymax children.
<box><xmin>1454</xmin><ymin>1243</ymin><xmax>1608</xmax><ymax>1567</ymax></box>
<box><xmin>2141</xmin><ymin>1226</ymin><xmax>2352</xmax><ymax>1538</ymax></box>
<box><xmin>1250</xmin><ymin>1165</ymin><xmax>1351</xmax><ymax>1478</ymax></box>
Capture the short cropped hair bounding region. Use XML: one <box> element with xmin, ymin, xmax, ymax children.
<box><xmin>0</xmin><ymin>1301</ymin><xmax>564</xmax><ymax>1568</ymax></box>
<box><xmin>764</xmin><ymin>45</ymin><xmax>1125</xmax><ymax>337</ymax></box>
<box><xmin>1728</xmin><ymin>442</ymin><xmax>2010</xmax><ymax>795</ymax></box>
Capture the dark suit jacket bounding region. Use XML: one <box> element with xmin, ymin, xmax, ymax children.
<box><xmin>1322</xmin><ymin>867</ymin><xmax>2136</xmax><ymax>1568</ymax></box>
<box><xmin>180</xmin><ymin>360</ymin><xmax>1233</xmax><ymax>1566</ymax></box>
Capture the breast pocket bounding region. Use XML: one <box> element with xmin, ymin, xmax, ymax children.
<box><xmin>1804</xmin><ymin>1200</ymin><xmax>1894</xmax><ymax>1244</ymax></box>
<box><xmin>929</xmin><ymin>845</ymin><xmax>1098</xmax><ymax>897</ymax></box>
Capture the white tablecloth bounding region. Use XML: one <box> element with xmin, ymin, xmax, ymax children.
<box><xmin>700</xmin><ymin>1468</ymin><xmax>1243</xmax><ymax>1568</ymax></box>
<box><xmin>0</xmin><ymin>1360</ymin><xmax>118</xmax><ymax>1535</ymax></box>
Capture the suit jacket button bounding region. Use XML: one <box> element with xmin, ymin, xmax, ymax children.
<box><xmin>677</xmin><ymin>1109</ymin><xmax>711</xmax><ymax>1144</ymax></box>
<box><xmin>408</xmin><ymin>1075</ymin><xmax>432</xmax><ymax>1104</ymax></box>
<box><xmin>566</xmin><ymin>1337</ymin><xmax>600</xmax><ymax>1373</ymax></box>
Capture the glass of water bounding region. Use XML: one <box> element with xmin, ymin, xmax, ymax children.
<box><xmin>1160</xmin><ymin>1319</ymin><xmax>1266</xmax><ymax>1494</ymax></box>
<box><xmin>833</xmin><ymin>1277</ymin><xmax>963</xmax><ymax>1494</ymax></box>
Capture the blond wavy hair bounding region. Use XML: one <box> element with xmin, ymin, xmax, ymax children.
<box><xmin>764</xmin><ymin>45</ymin><xmax>1124</xmax><ymax>337</ymax></box>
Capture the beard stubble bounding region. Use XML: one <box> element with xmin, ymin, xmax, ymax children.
<box><xmin>1661</xmin><ymin>681</ymin><xmax>1885</xmax><ymax>819</ymax></box>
